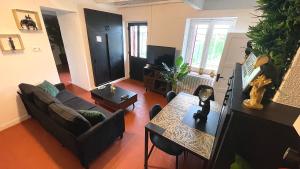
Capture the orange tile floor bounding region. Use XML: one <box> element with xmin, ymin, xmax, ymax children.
<box><xmin>0</xmin><ymin>79</ymin><xmax>204</xmax><ymax>169</ymax></box>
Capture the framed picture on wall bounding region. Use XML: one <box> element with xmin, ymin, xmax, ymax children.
<box><xmin>0</xmin><ymin>34</ymin><xmax>24</xmax><ymax>52</ymax></box>
<box><xmin>12</xmin><ymin>9</ymin><xmax>42</xmax><ymax>31</ymax></box>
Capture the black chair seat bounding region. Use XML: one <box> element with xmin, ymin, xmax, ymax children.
<box><xmin>150</xmin><ymin>134</ymin><xmax>183</xmax><ymax>156</ymax></box>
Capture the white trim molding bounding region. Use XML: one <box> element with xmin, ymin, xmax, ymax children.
<box><xmin>0</xmin><ymin>114</ymin><xmax>30</xmax><ymax>132</ymax></box>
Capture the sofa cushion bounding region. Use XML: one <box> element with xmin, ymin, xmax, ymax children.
<box><xmin>37</xmin><ymin>80</ymin><xmax>59</xmax><ymax>97</ymax></box>
<box><xmin>48</xmin><ymin>103</ymin><xmax>91</xmax><ymax>136</ymax></box>
<box><xmin>56</xmin><ymin>90</ymin><xmax>76</xmax><ymax>103</ymax></box>
<box><xmin>78</xmin><ymin>110</ymin><xmax>106</xmax><ymax>125</ymax></box>
<box><xmin>19</xmin><ymin>83</ymin><xmax>43</xmax><ymax>101</ymax></box>
<box><xmin>64</xmin><ymin>97</ymin><xmax>96</xmax><ymax>110</ymax></box>
<box><xmin>88</xmin><ymin>106</ymin><xmax>111</xmax><ymax>118</ymax></box>
<box><xmin>33</xmin><ymin>90</ymin><xmax>61</xmax><ymax>112</ymax></box>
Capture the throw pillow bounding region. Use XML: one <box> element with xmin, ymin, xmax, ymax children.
<box><xmin>48</xmin><ymin>103</ymin><xmax>91</xmax><ymax>136</ymax></box>
<box><xmin>33</xmin><ymin>90</ymin><xmax>61</xmax><ymax>112</ymax></box>
<box><xmin>230</xmin><ymin>154</ymin><xmax>252</xmax><ymax>169</ymax></box>
<box><xmin>78</xmin><ymin>110</ymin><xmax>106</xmax><ymax>125</ymax></box>
<box><xmin>38</xmin><ymin>80</ymin><xmax>59</xmax><ymax>97</ymax></box>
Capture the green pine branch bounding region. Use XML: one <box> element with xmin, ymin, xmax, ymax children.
<box><xmin>247</xmin><ymin>0</ymin><xmax>300</xmax><ymax>82</ymax></box>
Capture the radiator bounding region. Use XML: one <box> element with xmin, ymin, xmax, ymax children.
<box><xmin>176</xmin><ymin>73</ymin><xmax>215</xmax><ymax>94</ymax></box>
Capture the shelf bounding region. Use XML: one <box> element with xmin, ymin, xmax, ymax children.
<box><xmin>144</xmin><ymin>64</ymin><xmax>171</xmax><ymax>95</ymax></box>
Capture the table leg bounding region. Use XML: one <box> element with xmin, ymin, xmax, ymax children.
<box><xmin>144</xmin><ymin>128</ymin><xmax>149</xmax><ymax>169</ymax></box>
<box><xmin>132</xmin><ymin>103</ymin><xmax>135</xmax><ymax>110</ymax></box>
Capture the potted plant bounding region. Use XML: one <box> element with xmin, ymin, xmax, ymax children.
<box><xmin>161</xmin><ymin>56</ymin><xmax>190</xmax><ymax>92</ymax></box>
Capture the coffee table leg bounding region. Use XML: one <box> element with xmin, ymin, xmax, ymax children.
<box><xmin>132</xmin><ymin>103</ymin><xmax>135</xmax><ymax>110</ymax></box>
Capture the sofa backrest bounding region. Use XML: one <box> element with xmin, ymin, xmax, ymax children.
<box><xmin>19</xmin><ymin>83</ymin><xmax>91</xmax><ymax>137</ymax></box>
<box><xmin>19</xmin><ymin>83</ymin><xmax>42</xmax><ymax>101</ymax></box>
<box><xmin>32</xmin><ymin>90</ymin><xmax>61</xmax><ymax>112</ymax></box>
<box><xmin>48</xmin><ymin>103</ymin><xmax>91</xmax><ymax>136</ymax></box>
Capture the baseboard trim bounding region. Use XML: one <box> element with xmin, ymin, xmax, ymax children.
<box><xmin>0</xmin><ymin>114</ymin><xmax>31</xmax><ymax>132</ymax></box>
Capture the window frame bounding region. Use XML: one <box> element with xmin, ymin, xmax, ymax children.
<box><xmin>128</xmin><ymin>22</ymin><xmax>148</xmax><ymax>58</ymax></box>
<box><xmin>183</xmin><ymin>18</ymin><xmax>237</xmax><ymax>73</ymax></box>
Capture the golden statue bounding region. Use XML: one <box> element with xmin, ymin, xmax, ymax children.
<box><xmin>243</xmin><ymin>55</ymin><xmax>272</xmax><ymax>110</ymax></box>
<box><xmin>243</xmin><ymin>74</ymin><xmax>272</xmax><ymax>110</ymax></box>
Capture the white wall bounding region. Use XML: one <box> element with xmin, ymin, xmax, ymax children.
<box><xmin>57</xmin><ymin>11</ymin><xmax>92</xmax><ymax>90</ymax></box>
<box><xmin>0</xmin><ymin>0</ymin><xmax>119</xmax><ymax>131</ymax></box>
<box><xmin>120</xmin><ymin>2</ymin><xmax>257</xmax><ymax>74</ymax></box>
<box><xmin>0</xmin><ymin>0</ymin><xmax>62</xmax><ymax>131</ymax></box>
<box><xmin>203</xmin><ymin>0</ymin><xmax>257</xmax><ymax>10</ymax></box>
<box><xmin>121</xmin><ymin>3</ymin><xmax>256</xmax><ymax>49</ymax></box>
<box><xmin>274</xmin><ymin>47</ymin><xmax>300</xmax><ymax>108</ymax></box>
<box><xmin>0</xmin><ymin>0</ymin><xmax>258</xmax><ymax>131</ymax></box>
<box><xmin>43</xmin><ymin>1</ymin><xmax>120</xmax><ymax>90</ymax></box>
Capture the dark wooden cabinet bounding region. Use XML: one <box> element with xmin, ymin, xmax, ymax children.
<box><xmin>84</xmin><ymin>8</ymin><xmax>125</xmax><ymax>86</ymax></box>
<box><xmin>143</xmin><ymin>64</ymin><xmax>171</xmax><ymax>95</ymax></box>
<box><xmin>211</xmin><ymin>63</ymin><xmax>300</xmax><ymax>169</ymax></box>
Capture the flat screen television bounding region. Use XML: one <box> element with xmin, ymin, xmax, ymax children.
<box><xmin>147</xmin><ymin>45</ymin><xmax>176</xmax><ymax>67</ymax></box>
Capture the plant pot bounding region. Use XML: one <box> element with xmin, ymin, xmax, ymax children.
<box><xmin>172</xmin><ymin>82</ymin><xmax>177</xmax><ymax>93</ymax></box>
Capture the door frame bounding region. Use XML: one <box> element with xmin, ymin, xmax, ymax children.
<box><xmin>213</xmin><ymin>33</ymin><xmax>249</xmax><ymax>104</ymax></box>
<box><xmin>128</xmin><ymin>22</ymin><xmax>148</xmax><ymax>81</ymax></box>
<box><xmin>128</xmin><ymin>22</ymin><xmax>148</xmax><ymax>58</ymax></box>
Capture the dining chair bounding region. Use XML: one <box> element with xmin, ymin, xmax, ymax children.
<box><xmin>193</xmin><ymin>85</ymin><xmax>215</xmax><ymax>100</ymax></box>
<box><xmin>166</xmin><ymin>91</ymin><xmax>177</xmax><ymax>103</ymax></box>
<box><xmin>148</xmin><ymin>104</ymin><xmax>183</xmax><ymax>169</ymax></box>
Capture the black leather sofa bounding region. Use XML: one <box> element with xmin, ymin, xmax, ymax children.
<box><xmin>18</xmin><ymin>83</ymin><xmax>125</xmax><ymax>169</ymax></box>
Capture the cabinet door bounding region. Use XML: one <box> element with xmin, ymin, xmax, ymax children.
<box><xmin>107</xmin><ymin>31</ymin><xmax>125</xmax><ymax>81</ymax></box>
<box><xmin>106</xmin><ymin>13</ymin><xmax>123</xmax><ymax>33</ymax></box>
<box><xmin>84</xmin><ymin>8</ymin><xmax>107</xmax><ymax>33</ymax></box>
<box><xmin>87</xmin><ymin>31</ymin><xmax>111</xmax><ymax>86</ymax></box>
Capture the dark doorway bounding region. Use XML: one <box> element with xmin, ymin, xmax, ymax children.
<box><xmin>128</xmin><ymin>23</ymin><xmax>148</xmax><ymax>81</ymax></box>
<box><xmin>41</xmin><ymin>10</ymin><xmax>71</xmax><ymax>85</ymax></box>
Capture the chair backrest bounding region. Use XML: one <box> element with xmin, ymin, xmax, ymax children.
<box><xmin>193</xmin><ymin>85</ymin><xmax>215</xmax><ymax>101</ymax></box>
<box><xmin>149</xmin><ymin>104</ymin><xmax>162</xmax><ymax>120</ymax></box>
<box><xmin>166</xmin><ymin>91</ymin><xmax>176</xmax><ymax>103</ymax></box>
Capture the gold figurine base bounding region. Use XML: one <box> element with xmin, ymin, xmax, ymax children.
<box><xmin>243</xmin><ymin>99</ymin><xmax>263</xmax><ymax>110</ymax></box>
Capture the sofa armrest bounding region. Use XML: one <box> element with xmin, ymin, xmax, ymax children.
<box><xmin>55</xmin><ymin>83</ymin><xmax>66</xmax><ymax>91</ymax></box>
<box><xmin>77</xmin><ymin>109</ymin><xmax>125</xmax><ymax>143</ymax></box>
<box><xmin>76</xmin><ymin>109</ymin><xmax>125</xmax><ymax>164</ymax></box>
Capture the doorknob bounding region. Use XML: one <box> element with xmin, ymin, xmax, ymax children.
<box><xmin>216</xmin><ymin>74</ymin><xmax>224</xmax><ymax>82</ymax></box>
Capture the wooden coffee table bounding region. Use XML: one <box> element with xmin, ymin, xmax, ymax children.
<box><xmin>91</xmin><ymin>85</ymin><xmax>137</xmax><ymax>111</ymax></box>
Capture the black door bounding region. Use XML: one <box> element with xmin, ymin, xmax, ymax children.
<box><xmin>84</xmin><ymin>8</ymin><xmax>125</xmax><ymax>86</ymax></box>
<box><xmin>128</xmin><ymin>23</ymin><xmax>148</xmax><ymax>81</ymax></box>
<box><xmin>87</xmin><ymin>30</ymin><xmax>111</xmax><ymax>85</ymax></box>
<box><xmin>106</xmin><ymin>13</ymin><xmax>123</xmax><ymax>33</ymax></box>
<box><xmin>107</xmin><ymin>32</ymin><xmax>125</xmax><ymax>81</ymax></box>
<box><xmin>84</xmin><ymin>9</ymin><xmax>107</xmax><ymax>33</ymax></box>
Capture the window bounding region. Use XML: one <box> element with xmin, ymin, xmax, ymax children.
<box><xmin>183</xmin><ymin>18</ymin><xmax>236</xmax><ymax>73</ymax></box>
<box><xmin>128</xmin><ymin>23</ymin><xmax>148</xmax><ymax>58</ymax></box>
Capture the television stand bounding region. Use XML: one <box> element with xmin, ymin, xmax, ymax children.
<box><xmin>143</xmin><ymin>64</ymin><xmax>171</xmax><ymax>95</ymax></box>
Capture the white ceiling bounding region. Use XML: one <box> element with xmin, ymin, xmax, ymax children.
<box><xmin>94</xmin><ymin>0</ymin><xmax>256</xmax><ymax>9</ymax></box>
<box><xmin>95</xmin><ymin>0</ymin><xmax>183</xmax><ymax>7</ymax></box>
